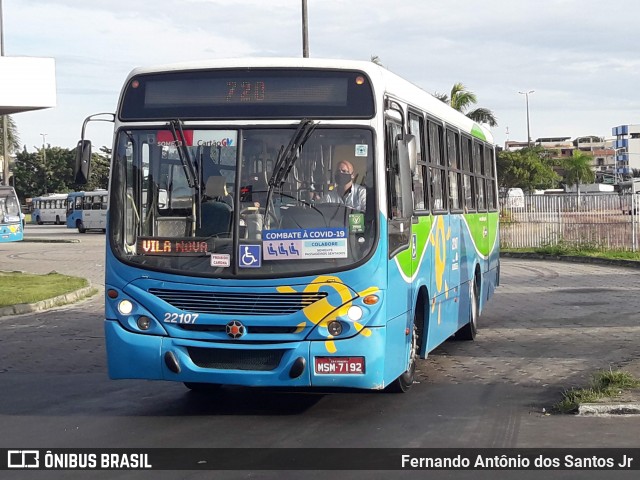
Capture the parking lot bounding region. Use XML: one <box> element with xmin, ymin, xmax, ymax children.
<box><xmin>3</xmin><ymin>225</ymin><xmax>640</xmax><ymax>395</ymax></box>
<box><xmin>1</xmin><ymin>225</ymin><xmax>640</xmax><ymax>472</ymax></box>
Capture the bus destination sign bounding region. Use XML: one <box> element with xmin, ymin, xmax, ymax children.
<box><xmin>137</xmin><ymin>237</ymin><xmax>211</xmax><ymax>256</ymax></box>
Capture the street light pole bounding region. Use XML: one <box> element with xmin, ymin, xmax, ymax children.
<box><xmin>301</xmin><ymin>0</ymin><xmax>309</xmax><ymax>58</ymax></box>
<box><xmin>40</xmin><ymin>133</ymin><xmax>47</xmax><ymax>194</ymax></box>
<box><xmin>1</xmin><ymin>0</ymin><xmax>10</xmax><ymax>186</ymax></box>
<box><xmin>519</xmin><ymin>90</ymin><xmax>534</xmax><ymax>148</ymax></box>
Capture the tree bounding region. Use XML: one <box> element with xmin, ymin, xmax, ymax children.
<box><xmin>563</xmin><ymin>149</ymin><xmax>595</xmax><ymax>198</ymax></box>
<box><xmin>370</xmin><ymin>55</ymin><xmax>384</xmax><ymax>67</ymax></box>
<box><xmin>12</xmin><ymin>145</ymin><xmax>110</xmax><ymax>202</ymax></box>
<box><xmin>84</xmin><ymin>146</ymin><xmax>110</xmax><ymax>191</ymax></box>
<box><xmin>434</xmin><ymin>83</ymin><xmax>498</xmax><ymax>127</ymax></box>
<box><xmin>13</xmin><ymin>148</ymin><xmax>43</xmax><ymax>200</ymax></box>
<box><xmin>1</xmin><ymin>115</ymin><xmax>21</xmax><ymax>185</ymax></box>
<box><xmin>496</xmin><ymin>146</ymin><xmax>560</xmax><ymax>192</ymax></box>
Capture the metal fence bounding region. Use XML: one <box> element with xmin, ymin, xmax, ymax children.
<box><xmin>499</xmin><ymin>193</ymin><xmax>640</xmax><ymax>251</ymax></box>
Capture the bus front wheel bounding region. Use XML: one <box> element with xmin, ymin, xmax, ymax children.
<box><xmin>36</xmin><ymin>216</ymin><xmax>43</xmax><ymax>225</ymax></box>
<box><xmin>385</xmin><ymin>319</ymin><xmax>418</xmax><ymax>393</ymax></box>
<box><xmin>77</xmin><ymin>220</ymin><xmax>86</xmax><ymax>234</ymax></box>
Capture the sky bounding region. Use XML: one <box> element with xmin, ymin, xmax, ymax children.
<box><xmin>3</xmin><ymin>0</ymin><xmax>640</xmax><ymax>152</ymax></box>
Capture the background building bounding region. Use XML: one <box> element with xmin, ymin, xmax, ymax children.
<box><xmin>612</xmin><ymin>124</ymin><xmax>640</xmax><ymax>176</ymax></box>
<box><xmin>0</xmin><ymin>56</ymin><xmax>56</xmax><ymax>185</ymax></box>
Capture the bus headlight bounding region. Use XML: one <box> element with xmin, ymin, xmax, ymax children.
<box><xmin>347</xmin><ymin>305</ymin><xmax>363</xmax><ymax>322</ymax></box>
<box><xmin>327</xmin><ymin>321</ymin><xmax>343</xmax><ymax>336</ymax></box>
<box><xmin>137</xmin><ymin>316</ymin><xmax>151</xmax><ymax>330</ymax></box>
<box><xmin>118</xmin><ymin>299</ymin><xmax>134</xmax><ymax>315</ymax></box>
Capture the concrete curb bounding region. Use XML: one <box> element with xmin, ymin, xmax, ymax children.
<box><xmin>0</xmin><ymin>286</ymin><xmax>98</xmax><ymax>318</ymax></box>
<box><xmin>500</xmin><ymin>251</ymin><xmax>640</xmax><ymax>269</ymax></box>
<box><xmin>578</xmin><ymin>403</ymin><xmax>640</xmax><ymax>416</ymax></box>
<box><xmin>22</xmin><ymin>238</ymin><xmax>80</xmax><ymax>243</ymax></box>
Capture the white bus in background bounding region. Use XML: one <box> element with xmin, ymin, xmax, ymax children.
<box><xmin>31</xmin><ymin>193</ymin><xmax>68</xmax><ymax>225</ymax></box>
<box><xmin>66</xmin><ymin>190</ymin><xmax>108</xmax><ymax>233</ymax></box>
<box><xmin>501</xmin><ymin>188</ymin><xmax>525</xmax><ymax>209</ymax></box>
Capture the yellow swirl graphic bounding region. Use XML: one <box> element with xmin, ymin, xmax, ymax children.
<box><xmin>278</xmin><ymin>276</ymin><xmax>378</xmax><ymax>353</ymax></box>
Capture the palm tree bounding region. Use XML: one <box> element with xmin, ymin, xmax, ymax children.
<box><xmin>434</xmin><ymin>83</ymin><xmax>498</xmax><ymax>127</ymax></box>
<box><xmin>563</xmin><ymin>149</ymin><xmax>595</xmax><ymax>207</ymax></box>
<box><xmin>370</xmin><ymin>55</ymin><xmax>384</xmax><ymax>67</ymax></box>
<box><xmin>1</xmin><ymin>115</ymin><xmax>21</xmax><ymax>185</ymax></box>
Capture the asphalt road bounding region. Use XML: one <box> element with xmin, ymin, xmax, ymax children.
<box><xmin>1</xmin><ymin>225</ymin><xmax>640</xmax><ymax>479</ymax></box>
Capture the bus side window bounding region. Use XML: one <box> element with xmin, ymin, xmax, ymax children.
<box><xmin>409</xmin><ymin>111</ymin><xmax>427</xmax><ymax>212</ymax></box>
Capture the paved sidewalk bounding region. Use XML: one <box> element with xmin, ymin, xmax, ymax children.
<box><xmin>421</xmin><ymin>256</ymin><xmax>640</xmax><ymax>415</ymax></box>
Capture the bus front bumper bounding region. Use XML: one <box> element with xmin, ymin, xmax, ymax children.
<box><xmin>105</xmin><ymin>319</ymin><xmax>395</xmax><ymax>390</ymax></box>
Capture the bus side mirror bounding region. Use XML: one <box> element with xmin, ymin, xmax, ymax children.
<box><xmin>397</xmin><ymin>136</ymin><xmax>414</xmax><ymax>218</ymax></box>
<box><xmin>75</xmin><ymin>140</ymin><xmax>92</xmax><ymax>185</ymax></box>
<box><xmin>405</xmin><ymin>134</ymin><xmax>417</xmax><ymax>172</ymax></box>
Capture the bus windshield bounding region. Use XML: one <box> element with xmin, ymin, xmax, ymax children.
<box><xmin>110</xmin><ymin>126</ymin><xmax>376</xmax><ymax>277</ymax></box>
<box><xmin>0</xmin><ymin>186</ymin><xmax>23</xmax><ymax>243</ymax></box>
<box><xmin>0</xmin><ymin>189</ymin><xmax>21</xmax><ymax>220</ymax></box>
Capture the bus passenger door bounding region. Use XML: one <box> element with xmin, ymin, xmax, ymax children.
<box><xmin>385</xmin><ymin>118</ymin><xmax>416</xmax><ymax>375</ymax></box>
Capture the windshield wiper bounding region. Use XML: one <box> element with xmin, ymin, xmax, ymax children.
<box><xmin>168</xmin><ymin>119</ymin><xmax>198</xmax><ymax>189</ymax></box>
<box><xmin>268</xmin><ymin>119</ymin><xmax>317</xmax><ymax>188</ymax></box>
<box><xmin>263</xmin><ymin>119</ymin><xmax>317</xmax><ymax>224</ymax></box>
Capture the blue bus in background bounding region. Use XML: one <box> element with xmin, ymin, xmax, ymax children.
<box><xmin>0</xmin><ymin>186</ymin><xmax>23</xmax><ymax>242</ymax></box>
<box><xmin>66</xmin><ymin>190</ymin><xmax>108</xmax><ymax>233</ymax></box>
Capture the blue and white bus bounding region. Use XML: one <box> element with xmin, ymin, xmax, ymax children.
<box><xmin>66</xmin><ymin>190</ymin><xmax>108</xmax><ymax>233</ymax></box>
<box><xmin>75</xmin><ymin>58</ymin><xmax>499</xmax><ymax>393</ymax></box>
<box><xmin>31</xmin><ymin>193</ymin><xmax>68</xmax><ymax>225</ymax></box>
<box><xmin>0</xmin><ymin>186</ymin><xmax>23</xmax><ymax>242</ymax></box>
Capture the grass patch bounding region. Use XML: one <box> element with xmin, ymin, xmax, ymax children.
<box><xmin>554</xmin><ymin>369</ymin><xmax>640</xmax><ymax>414</ymax></box>
<box><xmin>0</xmin><ymin>271</ymin><xmax>89</xmax><ymax>307</ymax></box>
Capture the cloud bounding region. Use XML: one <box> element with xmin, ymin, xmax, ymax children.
<box><xmin>5</xmin><ymin>0</ymin><xmax>640</xmax><ymax>150</ymax></box>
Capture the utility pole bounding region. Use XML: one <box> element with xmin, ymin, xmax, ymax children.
<box><xmin>1</xmin><ymin>0</ymin><xmax>10</xmax><ymax>186</ymax></box>
<box><xmin>519</xmin><ymin>90</ymin><xmax>534</xmax><ymax>148</ymax></box>
<box><xmin>302</xmin><ymin>0</ymin><xmax>309</xmax><ymax>58</ymax></box>
<box><xmin>41</xmin><ymin>133</ymin><xmax>47</xmax><ymax>194</ymax></box>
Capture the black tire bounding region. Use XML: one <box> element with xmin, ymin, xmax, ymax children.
<box><xmin>184</xmin><ymin>382</ymin><xmax>222</xmax><ymax>393</ymax></box>
<box><xmin>77</xmin><ymin>220</ymin><xmax>86</xmax><ymax>234</ymax></box>
<box><xmin>36</xmin><ymin>216</ymin><xmax>43</xmax><ymax>225</ymax></box>
<box><xmin>386</xmin><ymin>319</ymin><xmax>418</xmax><ymax>393</ymax></box>
<box><xmin>55</xmin><ymin>215</ymin><xmax>61</xmax><ymax>225</ymax></box>
<box><xmin>457</xmin><ymin>276</ymin><xmax>479</xmax><ymax>341</ymax></box>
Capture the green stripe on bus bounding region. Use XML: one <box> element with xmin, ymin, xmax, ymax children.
<box><xmin>471</xmin><ymin>125</ymin><xmax>487</xmax><ymax>141</ymax></box>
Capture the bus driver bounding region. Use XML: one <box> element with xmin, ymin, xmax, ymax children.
<box><xmin>321</xmin><ymin>160</ymin><xmax>366</xmax><ymax>211</ymax></box>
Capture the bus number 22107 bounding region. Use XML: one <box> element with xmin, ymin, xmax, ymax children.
<box><xmin>163</xmin><ymin>313</ymin><xmax>199</xmax><ymax>324</ymax></box>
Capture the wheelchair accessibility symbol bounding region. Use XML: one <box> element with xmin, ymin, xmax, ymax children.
<box><xmin>239</xmin><ymin>245</ymin><xmax>261</xmax><ymax>268</ymax></box>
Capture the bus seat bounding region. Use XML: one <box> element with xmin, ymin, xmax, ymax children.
<box><xmin>157</xmin><ymin>217</ymin><xmax>191</xmax><ymax>237</ymax></box>
<box><xmin>204</xmin><ymin>176</ymin><xmax>233</xmax><ymax>208</ymax></box>
<box><xmin>196</xmin><ymin>176</ymin><xmax>233</xmax><ymax>237</ymax></box>
<box><xmin>196</xmin><ymin>201</ymin><xmax>232</xmax><ymax>237</ymax></box>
